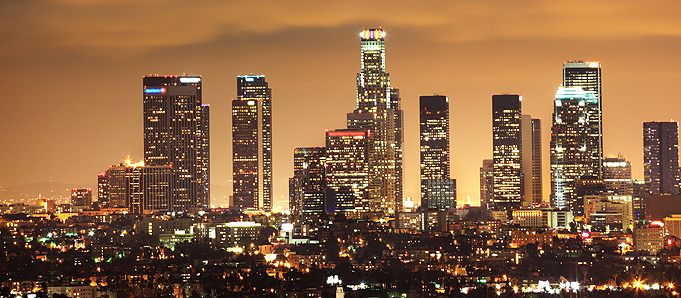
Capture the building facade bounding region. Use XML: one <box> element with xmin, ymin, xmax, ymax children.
<box><xmin>420</xmin><ymin>95</ymin><xmax>456</xmax><ymax>210</ymax></box>
<box><xmin>343</xmin><ymin>28</ymin><xmax>403</xmax><ymax>215</ymax></box>
<box><xmin>70</xmin><ymin>188</ymin><xmax>92</xmax><ymax>208</ymax></box>
<box><xmin>563</xmin><ymin>61</ymin><xmax>603</xmax><ymax>179</ymax></box>
<box><xmin>232</xmin><ymin>75</ymin><xmax>273</xmax><ymax>211</ymax></box>
<box><xmin>522</xmin><ymin>115</ymin><xmax>542</xmax><ymax>206</ymax></box>
<box><xmin>325</xmin><ymin>129</ymin><xmax>370</xmax><ymax>213</ymax></box>
<box><xmin>143</xmin><ymin>75</ymin><xmax>209</xmax><ymax>213</ymax></box>
<box><xmin>603</xmin><ymin>155</ymin><xmax>632</xmax><ymax>195</ymax></box>
<box><xmin>643</xmin><ymin>121</ymin><xmax>679</xmax><ymax>195</ymax></box>
<box><xmin>550</xmin><ymin>87</ymin><xmax>598</xmax><ymax>211</ymax></box>
<box><xmin>480</xmin><ymin>159</ymin><xmax>494</xmax><ymax>209</ymax></box>
<box><xmin>492</xmin><ymin>94</ymin><xmax>522</xmax><ymax>209</ymax></box>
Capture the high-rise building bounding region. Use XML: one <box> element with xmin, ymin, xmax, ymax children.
<box><xmin>550</xmin><ymin>87</ymin><xmax>598</xmax><ymax>210</ymax></box>
<box><xmin>325</xmin><ymin>129</ymin><xmax>370</xmax><ymax>212</ymax></box>
<box><xmin>293</xmin><ymin>147</ymin><xmax>327</xmax><ymax>214</ymax></box>
<box><xmin>107</xmin><ymin>160</ymin><xmax>143</xmax><ymax>210</ymax></box>
<box><xmin>603</xmin><ymin>155</ymin><xmax>632</xmax><ymax>195</ymax></box>
<box><xmin>563</xmin><ymin>61</ymin><xmax>603</xmax><ymax>179</ymax></box>
<box><xmin>492</xmin><ymin>94</ymin><xmax>522</xmax><ymax>210</ymax></box>
<box><xmin>140</xmin><ymin>165</ymin><xmax>172</xmax><ymax>213</ymax></box>
<box><xmin>343</xmin><ymin>28</ymin><xmax>402</xmax><ymax>215</ymax></box>
<box><xmin>200</xmin><ymin>104</ymin><xmax>210</xmax><ymax>206</ymax></box>
<box><xmin>232</xmin><ymin>75</ymin><xmax>273</xmax><ymax>211</ymax></box>
<box><xmin>71</xmin><ymin>188</ymin><xmax>92</xmax><ymax>207</ymax></box>
<box><xmin>522</xmin><ymin>115</ymin><xmax>542</xmax><ymax>206</ymax></box>
<box><xmin>288</xmin><ymin>177</ymin><xmax>303</xmax><ymax>216</ymax></box>
<box><xmin>643</xmin><ymin>121</ymin><xmax>680</xmax><ymax>195</ymax></box>
<box><xmin>480</xmin><ymin>159</ymin><xmax>494</xmax><ymax>209</ymax></box>
<box><xmin>419</xmin><ymin>95</ymin><xmax>456</xmax><ymax>210</ymax></box>
<box><xmin>143</xmin><ymin>75</ymin><xmax>209</xmax><ymax>213</ymax></box>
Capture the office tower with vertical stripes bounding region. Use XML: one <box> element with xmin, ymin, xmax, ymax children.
<box><xmin>643</xmin><ymin>121</ymin><xmax>680</xmax><ymax>195</ymax></box>
<box><xmin>232</xmin><ymin>75</ymin><xmax>273</xmax><ymax>211</ymax></box>
<box><xmin>143</xmin><ymin>75</ymin><xmax>209</xmax><ymax>213</ymax></box>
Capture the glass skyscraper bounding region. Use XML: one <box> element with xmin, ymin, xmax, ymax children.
<box><xmin>232</xmin><ymin>75</ymin><xmax>273</xmax><ymax>211</ymax></box>
<box><xmin>563</xmin><ymin>61</ymin><xmax>603</xmax><ymax>179</ymax></box>
<box><xmin>143</xmin><ymin>75</ymin><xmax>209</xmax><ymax>213</ymax></box>
<box><xmin>550</xmin><ymin>87</ymin><xmax>598</xmax><ymax>210</ymax></box>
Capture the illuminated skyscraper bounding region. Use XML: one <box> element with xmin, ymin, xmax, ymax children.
<box><xmin>419</xmin><ymin>95</ymin><xmax>456</xmax><ymax>210</ymax></box>
<box><xmin>293</xmin><ymin>147</ymin><xmax>327</xmax><ymax>214</ymax></box>
<box><xmin>345</xmin><ymin>28</ymin><xmax>402</xmax><ymax>215</ymax></box>
<box><xmin>325</xmin><ymin>129</ymin><xmax>370</xmax><ymax>212</ymax></box>
<box><xmin>521</xmin><ymin>116</ymin><xmax>542</xmax><ymax>206</ymax></box>
<box><xmin>143</xmin><ymin>75</ymin><xmax>209</xmax><ymax>213</ymax></box>
<box><xmin>643</xmin><ymin>121</ymin><xmax>679</xmax><ymax>195</ymax></box>
<box><xmin>107</xmin><ymin>160</ymin><xmax>143</xmax><ymax>210</ymax></box>
<box><xmin>563</xmin><ymin>61</ymin><xmax>603</xmax><ymax>179</ymax></box>
<box><xmin>232</xmin><ymin>75</ymin><xmax>273</xmax><ymax>211</ymax></box>
<box><xmin>550</xmin><ymin>87</ymin><xmax>598</xmax><ymax>210</ymax></box>
<box><xmin>492</xmin><ymin>94</ymin><xmax>522</xmax><ymax>210</ymax></box>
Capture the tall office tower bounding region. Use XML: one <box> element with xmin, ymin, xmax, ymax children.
<box><xmin>391</xmin><ymin>88</ymin><xmax>404</xmax><ymax>210</ymax></box>
<box><xmin>325</xmin><ymin>129</ymin><xmax>370</xmax><ymax>213</ymax></box>
<box><xmin>643</xmin><ymin>121</ymin><xmax>680</xmax><ymax>195</ymax></box>
<box><xmin>71</xmin><ymin>188</ymin><xmax>92</xmax><ymax>207</ymax></box>
<box><xmin>107</xmin><ymin>160</ymin><xmax>143</xmax><ymax>209</ymax></box>
<box><xmin>603</xmin><ymin>155</ymin><xmax>632</xmax><ymax>195</ymax></box>
<box><xmin>200</xmin><ymin>104</ymin><xmax>210</xmax><ymax>206</ymax></box>
<box><xmin>480</xmin><ymin>159</ymin><xmax>494</xmax><ymax>209</ymax></box>
<box><xmin>143</xmin><ymin>75</ymin><xmax>209</xmax><ymax>213</ymax></box>
<box><xmin>232</xmin><ymin>75</ymin><xmax>273</xmax><ymax>211</ymax></box>
<box><xmin>344</xmin><ymin>28</ymin><xmax>402</xmax><ymax>215</ymax></box>
<box><xmin>293</xmin><ymin>147</ymin><xmax>327</xmax><ymax>214</ymax></box>
<box><xmin>550</xmin><ymin>87</ymin><xmax>597</xmax><ymax>210</ymax></box>
<box><xmin>631</xmin><ymin>180</ymin><xmax>648</xmax><ymax>221</ymax></box>
<box><xmin>521</xmin><ymin>115</ymin><xmax>542</xmax><ymax>206</ymax></box>
<box><xmin>563</xmin><ymin>61</ymin><xmax>603</xmax><ymax>179</ymax></box>
<box><xmin>97</xmin><ymin>172</ymin><xmax>109</xmax><ymax>208</ymax></box>
<box><xmin>492</xmin><ymin>94</ymin><xmax>522</xmax><ymax>210</ymax></box>
<box><xmin>419</xmin><ymin>95</ymin><xmax>456</xmax><ymax>210</ymax></box>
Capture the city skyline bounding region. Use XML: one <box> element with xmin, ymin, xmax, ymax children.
<box><xmin>2</xmin><ymin>1</ymin><xmax>681</xmax><ymax>210</ymax></box>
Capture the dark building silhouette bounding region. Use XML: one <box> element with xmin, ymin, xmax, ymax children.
<box><xmin>643</xmin><ymin>121</ymin><xmax>679</xmax><ymax>195</ymax></box>
<box><xmin>419</xmin><ymin>95</ymin><xmax>455</xmax><ymax>210</ymax></box>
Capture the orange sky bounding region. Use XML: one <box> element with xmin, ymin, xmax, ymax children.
<box><xmin>1</xmin><ymin>1</ymin><xmax>681</xmax><ymax>209</ymax></box>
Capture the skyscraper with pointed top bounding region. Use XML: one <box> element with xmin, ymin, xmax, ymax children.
<box><xmin>344</xmin><ymin>28</ymin><xmax>403</xmax><ymax>215</ymax></box>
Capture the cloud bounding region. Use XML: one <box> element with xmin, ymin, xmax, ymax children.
<box><xmin>1</xmin><ymin>0</ymin><xmax>680</xmax><ymax>57</ymax></box>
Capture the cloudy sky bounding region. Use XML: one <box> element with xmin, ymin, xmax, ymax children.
<box><xmin>1</xmin><ymin>0</ymin><xmax>681</xmax><ymax>209</ymax></box>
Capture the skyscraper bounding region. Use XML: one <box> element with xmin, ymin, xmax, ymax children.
<box><xmin>521</xmin><ymin>116</ymin><xmax>542</xmax><ymax>206</ymax></box>
<box><xmin>550</xmin><ymin>87</ymin><xmax>598</xmax><ymax>210</ymax></box>
<box><xmin>325</xmin><ymin>129</ymin><xmax>370</xmax><ymax>213</ymax></box>
<box><xmin>344</xmin><ymin>28</ymin><xmax>402</xmax><ymax>215</ymax></box>
<box><xmin>97</xmin><ymin>172</ymin><xmax>109</xmax><ymax>208</ymax></box>
<box><xmin>480</xmin><ymin>159</ymin><xmax>494</xmax><ymax>209</ymax></box>
<box><xmin>563</xmin><ymin>61</ymin><xmax>603</xmax><ymax>179</ymax></box>
<box><xmin>293</xmin><ymin>147</ymin><xmax>327</xmax><ymax>214</ymax></box>
<box><xmin>143</xmin><ymin>75</ymin><xmax>209</xmax><ymax>213</ymax></box>
<box><xmin>643</xmin><ymin>121</ymin><xmax>680</xmax><ymax>195</ymax></box>
<box><xmin>419</xmin><ymin>95</ymin><xmax>456</xmax><ymax>210</ymax></box>
<box><xmin>232</xmin><ymin>75</ymin><xmax>273</xmax><ymax>211</ymax></box>
<box><xmin>492</xmin><ymin>94</ymin><xmax>522</xmax><ymax>210</ymax></box>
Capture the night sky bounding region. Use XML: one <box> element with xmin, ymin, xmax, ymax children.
<box><xmin>2</xmin><ymin>1</ymin><xmax>681</xmax><ymax>210</ymax></box>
